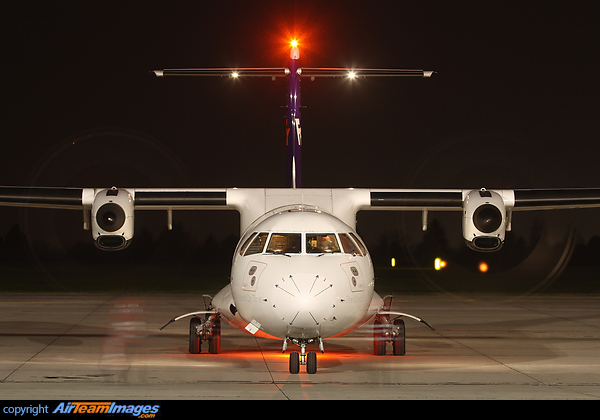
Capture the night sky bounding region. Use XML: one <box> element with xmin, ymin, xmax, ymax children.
<box><xmin>2</xmin><ymin>1</ymin><xmax>600</xmax><ymax>279</ymax></box>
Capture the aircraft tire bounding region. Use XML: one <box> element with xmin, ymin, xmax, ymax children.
<box><xmin>392</xmin><ymin>318</ymin><xmax>406</xmax><ymax>356</ymax></box>
<box><xmin>208</xmin><ymin>318</ymin><xmax>221</xmax><ymax>354</ymax></box>
<box><xmin>307</xmin><ymin>351</ymin><xmax>317</xmax><ymax>374</ymax></box>
<box><xmin>289</xmin><ymin>351</ymin><xmax>300</xmax><ymax>374</ymax></box>
<box><xmin>373</xmin><ymin>317</ymin><xmax>386</xmax><ymax>355</ymax></box>
<box><xmin>189</xmin><ymin>317</ymin><xmax>202</xmax><ymax>354</ymax></box>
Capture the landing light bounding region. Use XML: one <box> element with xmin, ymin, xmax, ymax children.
<box><xmin>348</xmin><ymin>71</ymin><xmax>357</xmax><ymax>79</ymax></box>
<box><xmin>232</xmin><ymin>72</ymin><xmax>239</xmax><ymax>78</ymax></box>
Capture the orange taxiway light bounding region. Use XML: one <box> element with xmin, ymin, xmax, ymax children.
<box><xmin>479</xmin><ymin>262</ymin><xmax>489</xmax><ymax>273</ymax></box>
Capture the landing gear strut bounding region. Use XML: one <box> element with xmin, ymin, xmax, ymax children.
<box><xmin>189</xmin><ymin>315</ymin><xmax>221</xmax><ymax>354</ymax></box>
<box><xmin>285</xmin><ymin>337</ymin><xmax>322</xmax><ymax>374</ymax></box>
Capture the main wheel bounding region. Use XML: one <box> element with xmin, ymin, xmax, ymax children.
<box><xmin>289</xmin><ymin>351</ymin><xmax>300</xmax><ymax>374</ymax></box>
<box><xmin>208</xmin><ymin>318</ymin><xmax>221</xmax><ymax>354</ymax></box>
<box><xmin>373</xmin><ymin>317</ymin><xmax>387</xmax><ymax>355</ymax></box>
<box><xmin>392</xmin><ymin>318</ymin><xmax>406</xmax><ymax>356</ymax></box>
<box><xmin>307</xmin><ymin>351</ymin><xmax>317</xmax><ymax>374</ymax></box>
<box><xmin>189</xmin><ymin>317</ymin><xmax>202</xmax><ymax>354</ymax></box>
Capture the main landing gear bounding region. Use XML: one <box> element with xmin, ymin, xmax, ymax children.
<box><xmin>189</xmin><ymin>314</ymin><xmax>221</xmax><ymax>354</ymax></box>
<box><xmin>373</xmin><ymin>315</ymin><xmax>405</xmax><ymax>356</ymax></box>
<box><xmin>373</xmin><ymin>295</ymin><xmax>435</xmax><ymax>356</ymax></box>
<box><xmin>284</xmin><ymin>337</ymin><xmax>323</xmax><ymax>374</ymax></box>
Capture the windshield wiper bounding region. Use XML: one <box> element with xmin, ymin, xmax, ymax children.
<box><xmin>267</xmin><ymin>251</ymin><xmax>292</xmax><ymax>257</ymax></box>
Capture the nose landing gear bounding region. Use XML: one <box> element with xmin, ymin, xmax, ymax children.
<box><xmin>284</xmin><ymin>337</ymin><xmax>323</xmax><ymax>374</ymax></box>
<box><xmin>189</xmin><ymin>314</ymin><xmax>221</xmax><ymax>354</ymax></box>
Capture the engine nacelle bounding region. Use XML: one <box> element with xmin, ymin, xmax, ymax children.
<box><xmin>462</xmin><ymin>188</ymin><xmax>506</xmax><ymax>252</ymax></box>
<box><xmin>91</xmin><ymin>187</ymin><xmax>134</xmax><ymax>250</ymax></box>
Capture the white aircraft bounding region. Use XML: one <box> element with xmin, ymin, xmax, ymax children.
<box><xmin>2</xmin><ymin>41</ymin><xmax>600</xmax><ymax>374</ymax></box>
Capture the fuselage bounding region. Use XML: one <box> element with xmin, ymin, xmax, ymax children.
<box><xmin>214</xmin><ymin>206</ymin><xmax>378</xmax><ymax>341</ymax></box>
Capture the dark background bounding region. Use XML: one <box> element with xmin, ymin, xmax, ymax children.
<box><xmin>1</xmin><ymin>1</ymin><xmax>599</xmax><ymax>294</ymax></box>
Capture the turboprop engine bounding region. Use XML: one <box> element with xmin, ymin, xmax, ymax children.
<box><xmin>462</xmin><ymin>188</ymin><xmax>506</xmax><ymax>252</ymax></box>
<box><xmin>91</xmin><ymin>187</ymin><xmax>134</xmax><ymax>250</ymax></box>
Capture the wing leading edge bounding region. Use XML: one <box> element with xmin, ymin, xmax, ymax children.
<box><xmin>366</xmin><ymin>188</ymin><xmax>600</xmax><ymax>211</ymax></box>
<box><xmin>3</xmin><ymin>186</ymin><xmax>600</xmax><ymax>212</ymax></box>
<box><xmin>3</xmin><ymin>186</ymin><xmax>600</xmax><ymax>215</ymax></box>
<box><xmin>0</xmin><ymin>186</ymin><xmax>90</xmax><ymax>209</ymax></box>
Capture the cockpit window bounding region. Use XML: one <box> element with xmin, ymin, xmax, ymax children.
<box><xmin>306</xmin><ymin>233</ymin><xmax>341</xmax><ymax>254</ymax></box>
<box><xmin>266</xmin><ymin>233</ymin><xmax>301</xmax><ymax>254</ymax></box>
<box><xmin>239</xmin><ymin>232</ymin><xmax>257</xmax><ymax>256</ymax></box>
<box><xmin>339</xmin><ymin>233</ymin><xmax>363</xmax><ymax>256</ymax></box>
<box><xmin>244</xmin><ymin>232</ymin><xmax>269</xmax><ymax>256</ymax></box>
<box><xmin>349</xmin><ymin>232</ymin><xmax>367</xmax><ymax>255</ymax></box>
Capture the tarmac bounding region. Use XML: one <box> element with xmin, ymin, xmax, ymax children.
<box><xmin>1</xmin><ymin>293</ymin><xmax>599</xmax><ymax>400</ymax></box>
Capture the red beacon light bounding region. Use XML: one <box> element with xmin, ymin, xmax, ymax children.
<box><xmin>290</xmin><ymin>40</ymin><xmax>300</xmax><ymax>60</ymax></box>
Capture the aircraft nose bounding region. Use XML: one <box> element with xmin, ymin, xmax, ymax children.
<box><xmin>272</xmin><ymin>273</ymin><xmax>337</xmax><ymax>336</ymax></box>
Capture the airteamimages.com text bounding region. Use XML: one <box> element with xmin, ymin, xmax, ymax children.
<box><xmin>3</xmin><ymin>402</ymin><xmax>161</xmax><ymax>418</ymax></box>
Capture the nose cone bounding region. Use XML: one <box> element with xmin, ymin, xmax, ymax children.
<box><xmin>273</xmin><ymin>272</ymin><xmax>336</xmax><ymax>339</ymax></box>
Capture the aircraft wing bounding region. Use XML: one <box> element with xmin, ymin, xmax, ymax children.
<box><xmin>2</xmin><ymin>186</ymin><xmax>600</xmax><ymax>252</ymax></box>
<box><xmin>365</xmin><ymin>188</ymin><xmax>600</xmax><ymax>211</ymax></box>
<box><xmin>367</xmin><ymin>189</ymin><xmax>464</xmax><ymax>211</ymax></box>
<box><xmin>0</xmin><ymin>186</ymin><xmax>233</xmax><ymax>250</ymax></box>
<box><xmin>364</xmin><ymin>187</ymin><xmax>600</xmax><ymax>251</ymax></box>
<box><xmin>0</xmin><ymin>186</ymin><xmax>231</xmax><ymax>210</ymax></box>
<box><xmin>509</xmin><ymin>188</ymin><xmax>600</xmax><ymax>210</ymax></box>
<box><xmin>0</xmin><ymin>186</ymin><xmax>92</xmax><ymax>210</ymax></box>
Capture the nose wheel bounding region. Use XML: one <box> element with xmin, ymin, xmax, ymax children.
<box><xmin>189</xmin><ymin>315</ymin><xmax>221</xmax><ymax>354</ymax></box>
<box><xmin>285</xmin><ymin>337</ymin><xmax>322</xmax><ymax>374</ymax></box>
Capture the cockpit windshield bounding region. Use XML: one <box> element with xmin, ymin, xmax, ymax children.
<box><xmin>266</xmin><ymin>233</ymin><xmax>301</xmax><ymax>254</ymax></box>
<box><xmin>306</xmin><ymin>233</ymin><xmax>340</xmax><ymax>254</ymax></box>
<box><xmin>241</xmin><ymin>231</ymin><xmax>366</xmax><ymax>256</ymax></box>
<box><xmin>339</xmin><ymin>233</ymin><xmax>363</xmax><ymax>256</ymax></box>
<box><xmin>243</xmin><ymin>232</ymin><xmax>269</xmax><ymax>256</ymax></box>
<box><xmin>349</xmin><ymin>232</ymin><xmax>367</xmax><ymax>255</ymax></box>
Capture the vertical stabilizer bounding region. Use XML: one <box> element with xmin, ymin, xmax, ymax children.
<box><xmin>286</xmin><ymin>42</ymin><xmax>302</xmax><ymax>188</ymax></box>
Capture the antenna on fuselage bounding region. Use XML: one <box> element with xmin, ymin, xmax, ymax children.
<box><xmin>153</xmin><ymin>41</ymin><xmax>433</xmax><ymax>189</ymax></box>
